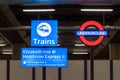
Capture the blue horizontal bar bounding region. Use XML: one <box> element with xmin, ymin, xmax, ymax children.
<box><xmin>76</xmin><ymin>30</ymin><xmax>108</xmax><ymax>36</ymax></box>
<box><xmin>0</xmin><ymin>0</ymin><xmax>111</xmax><ymax>4</ymax></box>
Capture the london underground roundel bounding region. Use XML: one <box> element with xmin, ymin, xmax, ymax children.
<box><xmin>76</xmin><ymin>20</ymin><xmax>108</xmax><ymax>46</ymax></box>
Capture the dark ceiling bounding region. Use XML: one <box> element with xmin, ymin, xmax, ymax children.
<box><xmin>0</xmin><ymin>4</ymin><xmax>120</xmax><ymax>60</ymax></box>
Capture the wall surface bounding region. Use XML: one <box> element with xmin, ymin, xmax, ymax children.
<box><xmin>0</xmin><ymin>60</ymin><xmax>120</xmax><ymax>80</ymax></box>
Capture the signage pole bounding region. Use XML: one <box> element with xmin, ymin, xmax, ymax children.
<box><xmin>7</xmin><ymin>59</ymin><xmax>10</xmax><ymax>80</ymax></box>
<box><xmin>58</xmin><ymin>68</ymin><xmax>62</xmax><ymax>80</ymax></box>
<box><xmin>90</xmin><ymin>47</ymin><xmax>94</xmax><ymax>80</ymax></box>
<box><xmin>42</xmin><ymin>67</ymin><xmax>46</xmax><ymax>80</ymax></box>
<box><xmin>32</xmin><ymin>68</ymin><xmax>35</xmax><ymax>80</ymax></box>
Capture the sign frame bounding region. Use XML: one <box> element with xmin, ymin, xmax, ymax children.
<box><xmin>77</xmin><ymin>20</ymin><xmax>107</xmax><ymax>46</ymax></box>
<box><xmin>21</xmin><ymin>48</ymin><xmax>67</xmax><ymax>68</ymax></box>
<box><xmin>31</xmin><ymin>20</ymin><xmax>58</xmax><ymax>47</ymax></box>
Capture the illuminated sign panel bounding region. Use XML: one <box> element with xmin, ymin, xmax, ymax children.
<box><xmin>0</xmin><ymin>0</ymin><xmax>111</xmax><ymax>4</ymax></box>
<box><xmin>31</xmin><ymin>20</ymin><xmax>58</xmax><ymax>46</ymax></box>
<box><xmin>76</xmin><ymin>20</ymin><xmax>108</xmax><ymax>46</ymax></box>
<box><xmin>21</xmin><ymin>48</ymin><xmax>67</xmax><ymax>68</ymax></box>
<box><xmin>76</xmin><ymin>30</ymin><xmax>108</xmax><ymax>36</ymax></box>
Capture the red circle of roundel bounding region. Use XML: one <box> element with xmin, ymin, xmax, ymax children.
<box><xmin>79</xmin><ymin>20</ymin><xmax>104</xmax><ymax>46</ymax></box>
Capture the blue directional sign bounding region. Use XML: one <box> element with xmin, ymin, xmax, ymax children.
<box><xmin>21</xmin><ymin>48</ymin><xmax>67</xmax><ymax>68</ymax></box>
<box><xmin>31</xmin><ymin>20</ymin><xmax>58</xmax><ymax>46</ymax></box>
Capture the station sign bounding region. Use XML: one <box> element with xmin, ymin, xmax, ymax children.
<box><xmin>21</xmin><ymin>48</ymin><xmax>67</xmax><ymax>68</ymax></box>
<box><xmin>76</xmin><ymin>20</ymin><xmax>108</xmax><ymax>46</ymax></box>
<box><xmin>31</xmin><ymin>20</ymin><xmax>58</xmax><ymax>46</ymax></box>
